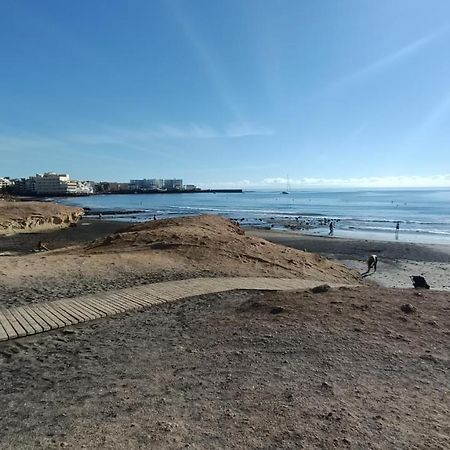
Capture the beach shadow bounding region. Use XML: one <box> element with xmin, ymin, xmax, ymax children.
<box><xmin>361</xmin><ymin>271</ymin><xmax>375</xmax><ymax>278</ymax></box>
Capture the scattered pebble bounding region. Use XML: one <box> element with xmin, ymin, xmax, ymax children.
<box><xmin>62</xmin><ymin>328</ymin><xmax>77</xmax><ymax>335</ymax></box>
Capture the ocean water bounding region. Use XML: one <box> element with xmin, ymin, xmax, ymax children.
<box><xmin>56</xmin><ymin>189</ymin><xmax>450</xmax><ymax>245</ymax></box>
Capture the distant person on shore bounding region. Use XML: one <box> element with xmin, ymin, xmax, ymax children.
<box><xmin>153</xmin><ymin>215</ymin><xmax>157</xmax><ymax>220</ymax></box>
<box><xmin>396</xmin><ymin>221</ymin><xmax>400</xmax><ymax>231</ymax></box>
<box><xmin>329</xmin><ymin>221</ymin><xmax>334</xmax><ymax>235</ymax></box>
<box><xmin>367</xmin><ymin>254</ymin><xmax>377</xmax><ymax>272</ymax></box>
<box><xmin>98</xmin><ymin>212</ymin><xmax>103</xmax><ymax>220</ymax></box>
<box><xmin>37</xmin><ymin>241</ymin><xmax>49</xmax><ymax>252</ymax></box>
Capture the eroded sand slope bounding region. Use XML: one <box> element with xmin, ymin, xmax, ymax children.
<box><xmin>0</xmin><ymin>200</ymin><xmax>84</xmax><ymax>235</ymax></box>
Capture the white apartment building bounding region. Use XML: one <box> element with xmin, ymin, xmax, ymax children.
<box><xmin>0</xmin><ymin>177</ymin><xmax>12</xmax><ymax>190</ymax></box>
<box><xmin>163</xmin><ymin>179</ymin><xmax>183</xmax><ymax>190</ymax></box>
<box><xmin>130</xmin><ymin>178</ymin><xmax>173</xmax><ymax>190</ymax></box>
<box><xmin>30</xmin><ymin>173</ymin><xmax>93</xmax><ymax>195</ymax></box>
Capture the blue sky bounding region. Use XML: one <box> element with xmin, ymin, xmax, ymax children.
<box><xmin>1</xmin><ymin>0</ymin><xmax>450</xmax><ymax>188</ymax></box>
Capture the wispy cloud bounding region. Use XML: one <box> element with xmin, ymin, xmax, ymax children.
<box><xmin>417</xmin><ymin>90</ymin><xmax>450</xmax><ymax>136</ymax></box>
<box><xmin>71</xmin><ymin>122</ymin><xmax>272</xmax><ymax>144</ymax></box>
<box><xmin>0</xmin><ymin>133</ymin><xmax>128</xmax><ymax>164</ymax></box>
<box><xmin>399</xmin><ymin>88</ymin><xmax>450</xmax><ymax>152</ymax></box>
<box><xmin>330</xmin><ymin>29</ymin><xmax>445</xmax><ymax>89</ymax></box>
<box><xmin>0</xmin><ymin>122</ymin><xmax>272</xmax><ymax>159</ymax></box>
<box><xmin>194</xmin><ymin>175</ymin><xmax>450</xmax><ymax>189</ymax></box>
<box><xmin>166</xmin><ymin>2</ymin><xmax>244</xmax><ymax>121</ymax></box>
<box><xmin>0</xmin><ymin>135</ymin><xmax>65</xmax><ymax>153</ymax></box>
<box><xmin>224</xmin><ymin>123</ymin><xmax>273</xmax><ymax>138</ymax></box>
<box><xmin>260</xmin><ymin>174</ymin><xmax>450</xmax><ymax>188</ymax></box>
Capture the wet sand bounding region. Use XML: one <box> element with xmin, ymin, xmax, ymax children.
<box><xmin>247</xmin><ymin>229</ymin><xmax>450</xmax><ymax>290</ymax></box>
<box><xmin>0</xmin><ymin>219</ymin><xmax>126</xmax><ymax>255</ymax></box>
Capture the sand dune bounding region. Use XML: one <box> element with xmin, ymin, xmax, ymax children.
<box><xmin>85</xmin><ymin>215</ymin><xmax>360</xmax><ymax>283</ymax></box>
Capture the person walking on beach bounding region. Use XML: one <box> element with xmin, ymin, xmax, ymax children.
<box><xmin>37</xmin><ymin>241</ymin><xmax>49</xmax><ymax>252</ymax></box>
<box><xmin>329</xmin><ymin>221</ymin><xmax>334</xmax><ymax>235</ymax></box>
<box><xmin>395</xmin><ymin>221</ymin><xmax>400</xmax><ymax>240</ymax></box>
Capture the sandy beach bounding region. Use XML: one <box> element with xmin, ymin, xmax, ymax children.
<box><xmin>0</xmin><ymin>214</ymin><xmax>449</xmax><ymax>449</ymax></box>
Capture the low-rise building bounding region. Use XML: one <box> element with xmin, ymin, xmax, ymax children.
<box><xmin>95</xmin><ymin>182</ymin><xmax>130</xmax><ymax>193</ymax></box>
<box><xmin>0</xmin><ymin>177</ymin><xmax>13</xmax><ymax>190</ymax></box>
<box><xmin>129</xmin><ymin>178</ymin><xmax>197</xmax><ymax>192</ymax></box>
<box><xmin>130</xmin><ymin>179</ymin><xmax>164</xmax><ymax>191</ymax></box>
<box><xmin>163</xmin><ymin>179</ymin><xmax>183</xmax><ymax>190</ymax></box>
<box><xmin>20</xmin><ymin>173</ymin><xmax>94</xmax><ymax>196</ymax></box>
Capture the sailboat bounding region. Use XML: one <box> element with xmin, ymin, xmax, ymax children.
<box><xmin>281</xmin><ymin>175</ymin><xmax>290</xmax><ymax>194</ymax></box>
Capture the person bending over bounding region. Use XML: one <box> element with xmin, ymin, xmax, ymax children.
<box><xmin>367</xmin><ymin>254</ymin><xmax>377</xmax><ymax>272</ymax></box>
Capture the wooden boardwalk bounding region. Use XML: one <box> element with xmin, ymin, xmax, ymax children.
<box><xmin>0</xmin><ymin>277</ymin><xmax>353</xmax><ymax>342</ymax></box>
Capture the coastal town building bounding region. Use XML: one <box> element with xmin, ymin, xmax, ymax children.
<box><xmin>129</xmin><ymin>178</ymin><xmax>187</xmax><ymax>191</ymax></box>
<box><xmin>32</xmin><ymin>173</ymin><xmax>93</xmax><ymax>195</ymax></box>
<box><xmin>130</xmin><ymin>179</ymin><xmax>164</xmax><ymax>191</ymax></box>
<box><xmin>0</xmin><ymin>177</ymin><xmax>13</xmax><ymax>191</ymax></box>
<box><xmin>95</xmin><ymin>182</ymin><xmax>130</xmax><ymax>193</ymax></box>
<box><xmin>3</xmin><ymin>173</ymin><xmax>205</xmax><ymax>195</ymax></box>
<box><xmin>163</xmin><ymin>179</ymin><xmax>183</xmax><ymax>190</ymax></box>
<box><xmin>10</xmin><ymin>173</ymin><xmax>94</xmax><ymax>196</ymax></box>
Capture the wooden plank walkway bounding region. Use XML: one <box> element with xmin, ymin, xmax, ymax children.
<box><xmin>0</xmin><ymin>277</ymin><xmax>355</xmax><ymax>342</ymax></box>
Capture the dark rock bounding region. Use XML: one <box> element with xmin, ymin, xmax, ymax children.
<box><xmin>311</xmin><ymin>284</ymin><xmax>331</xmax><ymax>294</ymax></box>
<box><xmin>400</xmin><ymin>304</ymin><xmax>416</xmax><ymax>314</ymax></box>
<box><xmin>270</xmin><ymin>306</ymin><xmax>284</xmax><ymax>314</ymax></box>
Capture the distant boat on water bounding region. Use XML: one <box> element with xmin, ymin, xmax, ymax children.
<box><xmin>281</xmin><ymin>175</ymin><xmax>291</xmax><ymax>194</ymax></box>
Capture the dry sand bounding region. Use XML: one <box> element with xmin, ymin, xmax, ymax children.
<box><xmin>0</xmin><ymin>286</ymin><xmax>449</xmax><ymax>449</ymax></box>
